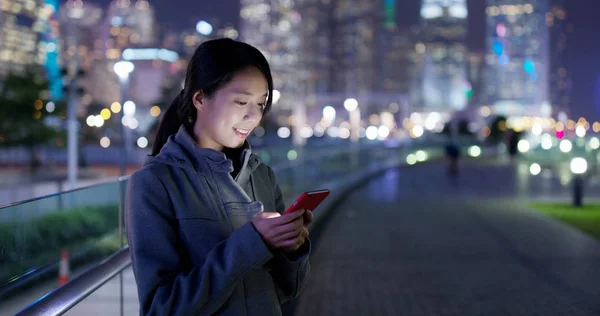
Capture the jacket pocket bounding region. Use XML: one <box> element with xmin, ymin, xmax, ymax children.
<box><xmin>223</xmin><ymin>201</ymin><xmax>264</xmax><ymax>231</ymax></box>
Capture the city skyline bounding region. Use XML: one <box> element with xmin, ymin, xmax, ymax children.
<box><xmin>10</xmin><ymin>0</ymin><xmax>600</xmax><ymax>119</ymax></box>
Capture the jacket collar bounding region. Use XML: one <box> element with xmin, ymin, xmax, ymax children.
<box><xmin>145</xmin><ymin>125</ymin><xmax>261</xmax><ymax>175</ymax></box>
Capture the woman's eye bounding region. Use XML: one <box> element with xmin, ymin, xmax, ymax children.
<box><xmin>257</xmin><ymin>103</ymin><xmax>266</xmax><ymax>108</ymax></box>
<box><xmin>235</xmin><ymin>101</ymin><xmax>247</xmax><ymax>106</ymax></box>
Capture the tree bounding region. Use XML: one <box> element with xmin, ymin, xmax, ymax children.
<box><xmin>0</xmin><ymin>68</ymin><xmax>66</xmax><ymax>160</ymax></box>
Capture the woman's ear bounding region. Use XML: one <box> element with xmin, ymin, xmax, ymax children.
<box><xmin>192</xmin><ymin>90</ymin><xmax>204</xmax><ymax>112</ymax></box>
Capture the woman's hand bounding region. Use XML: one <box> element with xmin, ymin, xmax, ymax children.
<box><xmin>252</xmin><ymin>210</ymin><xmax>311</xmax><ymax>252</ymax></box>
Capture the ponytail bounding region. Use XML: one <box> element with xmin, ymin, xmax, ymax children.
<box><xmin>151</xmin><ymin>90</ymin><xmax>186</xmax><ymax>156</ymax></box>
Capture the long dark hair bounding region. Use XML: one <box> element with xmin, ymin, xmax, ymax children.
<box><xmin>151</xmin><ymin>38</ymin><xmax>274</xmax><ymax>156</ymax></box>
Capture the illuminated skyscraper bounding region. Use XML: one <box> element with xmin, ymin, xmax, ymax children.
<box><xmin>484</xmin><ymin>0</ymin><xmax>550</xmax><ymax>116</ymax></box>
<box><xmin>0</xmin><ymin>0</ymin><xmax>51</xmax><ymax>76</ymax></box>
<box><xmin>103</xmin><ymin>0</ymin><xmax>155</xmax><ymax>60</ymax></box>
<box><xmin>296</xmin><ymin>0</ymin><xmax>333</xmax><ymax>94</ymax></box>
<box><xmin>414</xmin><ymin>0</ymin><xmax>469</xmax><ymax>112</ymax></box>
<box><xmin>240</xmin><ymin>0</ymin><xmax>303</xmax><ymax>112</ymax></box>
<box><xmin>548</xmin><ymin>0</ymin><xmax>571</xmax><ymax>115</ymax></box>
<box><xmin>59</xmin><ymin>0</ymin><xmax>103</xmax><ymax>71</ymax></box>
<box><xmin>330</xmin><ymin>0</ymin><xmax>378</xmax><ymax>99</ymax></box>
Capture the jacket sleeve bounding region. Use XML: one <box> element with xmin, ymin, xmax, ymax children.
<box><xmin>266</xmin><ymin>166</ymin><xmax>311</xmax><ymax>303</ymax></box>
<box><xmin>125</xmin><ymin>168</ymin><xmax>274</xmax><ymax>315</ymax></box>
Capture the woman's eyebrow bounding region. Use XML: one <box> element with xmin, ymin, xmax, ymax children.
<box><xmin>232</xmin><ymin>90</ymin><xmax>268</xmax><ymax>97</ymax></box>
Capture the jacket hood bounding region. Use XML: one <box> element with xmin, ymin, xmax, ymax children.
<box><xmin>144</xmin><ymin>125</ymin><xmax>262</xmax><ymax>178</ymax></box>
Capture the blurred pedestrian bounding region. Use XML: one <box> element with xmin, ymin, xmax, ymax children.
<box><xmin>445</xmin><ymin>137</ymin><xmax>460</xmax><ymax>176</ymax></box>
<box><xmin>126</xmin><ymin>39</ymin><xmax>311</xmax><ymax>316</ymax></box>
<box><xmin>506</xmin><ymin>129</ymin><xmax>520</xmax><ymax>162</ymax></box>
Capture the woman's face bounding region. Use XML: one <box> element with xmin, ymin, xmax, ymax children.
<box><xmin>192</xmin><ymin>66</ymin><xmax>268</xmax><ymax>151</ymax></box>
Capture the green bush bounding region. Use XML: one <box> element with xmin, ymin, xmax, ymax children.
<box><xmin>0</xmin><ymin>204</ymin><xmax>119</xmax><ymax>283</ymax></box>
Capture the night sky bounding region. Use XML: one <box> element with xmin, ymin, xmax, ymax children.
<box><xmin>87</xmin><ymin>0</ymin><xmax>600</xmax><ymax>119</ymax></box>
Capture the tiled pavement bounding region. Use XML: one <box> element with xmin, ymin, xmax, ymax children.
<box><xmin>293</xmin><ymin>161</ymin><xmax>600</xmax><ymax>316</ymax></box>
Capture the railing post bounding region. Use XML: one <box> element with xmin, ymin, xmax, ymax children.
<box><xmin>118</xmin><ymin>179</ymin><xmax>125</xmax><ymax>316</ymax></box>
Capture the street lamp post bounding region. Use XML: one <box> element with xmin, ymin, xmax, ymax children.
<box><xmin>344</xmin><ymin>98</ymin><xmax>360</xmax><ymax>143</ymax></box>
<box><xmin>570</xmin><ymin>157</ymin><xmax>588</xmax><ymax>207</ymax></box>
<box><xmin>113</xmin><ymin>61</ymin><xmax>135</xmax><ymax>176</ymax></box>
<box><xmin>344</xmin><ymin>98</ymin><xmax>360</xmax><ymax>168</ymax></box>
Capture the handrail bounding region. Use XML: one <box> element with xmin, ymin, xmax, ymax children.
<box><xmin>15</xmin><ymin>246</ymin><xmax>131</xmax><ymax>316</ymax></box>
<box><xmin>0</xmin><ymin>175</ymin><xmax>129</xmax><ymax>210</ymax></box>
<box><xmin>0</xmin><ymin>143</ymin><xmax>393</xmax><ymax>210</ymax></box>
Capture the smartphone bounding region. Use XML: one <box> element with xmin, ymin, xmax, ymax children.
<box><xmin>283</xmin><ymin>189</ymin><xmax>331</xmax><ymax>215</ymax></box>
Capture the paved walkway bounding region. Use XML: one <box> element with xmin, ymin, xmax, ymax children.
<box><xmin>294</xmin><ymin>161</ymin><xmax>600</xmax><ymax>315</ymax></box>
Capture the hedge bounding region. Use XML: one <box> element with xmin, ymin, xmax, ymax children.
<box><xmin>0</xmin><ymin>204</ymin><xmax>121</xmax><ymax>287</ymax></box>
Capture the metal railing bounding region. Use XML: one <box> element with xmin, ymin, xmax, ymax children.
<box><xmin>15</xmin><ymin>247</ymin><xmax>131</xmax><ymax>316</ymax></box>
<box><xmin>8</xmin><ymin>139</ymin><xmax>458</xmax><ymax>315</ymax></box>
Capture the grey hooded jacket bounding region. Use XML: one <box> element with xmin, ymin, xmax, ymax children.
<box><xmin>125</xmin><ymin>125</ymin><xmax>311</xmax><ymax>315</ymax></box>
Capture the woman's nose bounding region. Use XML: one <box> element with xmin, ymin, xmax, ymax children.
<box><xmin>245</xmin><ymin>104</ymin><xmax>261</xmax><ymax>121</ymax></box>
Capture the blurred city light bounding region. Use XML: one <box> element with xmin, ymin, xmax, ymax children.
<box><xmin>111</xmin><ymin>102</ymin><xmax>122</xmax><ymax>113</ymax></box>
<box><xmin>100</xmin><ymin>108</ymin><xmax>111</xmax><ymax>120</ymax></box>
<box><xmin>339</xmin><ymin>127</ymin><xmax>350</xmax><ymax>139</ymax></box>
<box><xmin>150</xmin><ymin>105</ymin><xmax>161</xmax><ymax>117</ymax></box>
<box><xmin>365</xmin><ymin>126</ymin><xmax>378</xmax><ymax>140</ymax></box>
<box><xmin>196</xmin><ymin>20</ymin><xmax>213</xmax><ymax>35</ymax></box>
<box><xmin>589</xmin><ymin>137</ymin><xmax>600</xmax><ymax>150</ymax></box>
<box><xmin>287</xmin><ymin>150</ymin><xmax>298</xmax><ymax>161</ymax></box>
<box><xmin>300</xmin><ymin>126</ymin><xmax>314</xmax><ymax>138</ymax></box>
<box><xmin>570</xmin><ymin>157</ymin><xmax>587</xmax><ymax>174</ymax></box>
<box><xmin>412</xmin><ymin>125</ymin><xmax>424</xmax><ymax>138</ymax></box>
<box><xmin>517</xmin><ymin>139</ymin><xmax>530</xmax><ymax>153</ymax></box>
<box><xmin>93</xmin><ymin>115</ymin><xmax>105</xmax><ymax>127</ymax></box>
<box><xmin>406</xmin><ymin>154</ymin><xmax>417</xmax><ymax>165</ymax></box>
<box><xmin>576</xmin><ymin>125</ymin><xmax>586</xmax><ymax>138</ymax></box>
<box><xmin>359</xmin><ymin>127</ymin><xmax>366</xmax><ymax>138</ymax></box>
<box><xmin>322</xmin><ymin>106</ymin><xmax>336</xmax><ymax>121</ymax></box>
<box><xmin>313</xmin><ymin>123</ymin><xmax>325</xmax><ymax>137</ymax></box>
<box><xmin>272</xmin><ymin>89</ymin><xmax>281</xmax><ymax>104</ymax></box>
<box><xmin>129</xmin><ymin>117</ymin><xmax>139</xmax><ymax>129</ymax></box>
<box><xmin>327</xmin><ymin>126</ymin><xmax>340</xmax><ymax>138</ymax></box>
<box><xmin>415</xmin><ymin>150</ymin><xmax>428</xmax><ymax>162</ymax></box>
<box><xmin>343</xmin><ymin>98</ymin><xmax>358</xmax><ymax>112</ymax></box>
<box><xmin>531</xmin><ymin>123</ymin><xmax>542</xmax><ymax>135</ymax></box>
<box><xmin>480</xmin><ymin>106</ymin><xmax>491</xmax><ymax>117</ymax></box>
<box><xmin>122</xmin><ymin>48</ymin><xmax>179</xmax><ymax>63</ymax></box>
<box><xmin>277</xmin><ymin>127</ymin><xmax>291</xmax><ymax>138</ymax></box>
<box><xmin>253</xmin><ymin>126</ymin><xmax>265</xmax><ymax>137</ymax></box>
<box><xmin>541</xmin><ymin>134</ymin><xmax>553</xmax><ymax>149</ymax></box>
<box><xmin>122</xmin><ymin>116</ymin><xmax>138</xmax><ymax>129</ymax></box>
<box><xmin>100</xmin><ymin>136</ymin><xmax>111</xmax><ymax>148</ymax></box>
<box><xmin>559</xmin><ymin>139</ymin><xmax>573</xmax><ymax>153</ymax></box>
<box><xmin>113</xmin><ymin>61</ymin><xmax>135</xmax><ymax>79</ymax></box>
<box><xmin>46</xmin><ymin>102</ymin><xmax>55</xmax><ymax>113</ymax></box>
<box><xmin>137</xmin><ymin>137</ymin><xmax>148</xmax><ymax>148</ymax></box>
<box><xmin>529</xmin><ymin>163</ymin><xmax>541</xmax><ymax>175</ymax></box>
<box><xmin>377</xmin><ymin>126</ymin><xmax>390</xmax><ymax>140</ymax></box>
<box><xmin>123</xmin><ymin>101</ymin><xmax>136</xmax><ymax>115</ymax></box>
<box><xmin>86</xmin><ymin>115</ymin><xmax>95</xmax><ymax>127</ymax></box>
<box><xmin>34</xmin><ymin>99</ymin><xmax>43</xmax><ymax>110</ymax></box>
<box><xmin>468</xmin><ymin>145</ymin><xmax>481</xmax><ymax>157</ymax></box>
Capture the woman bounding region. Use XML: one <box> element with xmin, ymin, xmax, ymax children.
<box><xmin>126</xmin><ymin>38</ymin><xmax>312</xmax><ymax>316</ymax></box>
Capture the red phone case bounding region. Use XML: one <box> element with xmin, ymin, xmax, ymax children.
<box><xmin>283</xmin><ymin>189</ymin><xmax>331</xmax><ymax>215</ymax></box>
